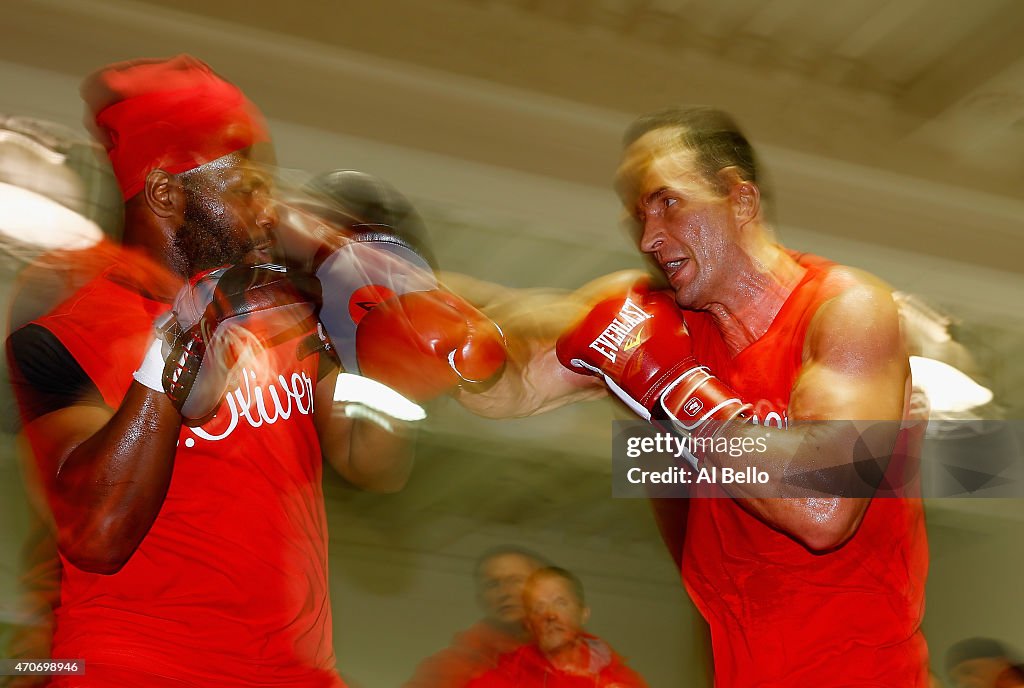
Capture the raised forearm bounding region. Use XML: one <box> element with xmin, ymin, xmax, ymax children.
<box><xmin>52</xmin><ymin>384</ymin><xmax>182</xmax><ymax>573</ymax></box>
<box><xmin>316</xmin><ymin>372</ymin><xmax>417</xmax><ymax>493</ymax></box>
<box><xmin>702</xmin><ymin>420</ymin><xmax>898</xmax><ymax>550</ymax></box>
<box><xmin>342</xmin><ymin>411</ymin><xmax>416</xmax><ymax>493</ymax></box>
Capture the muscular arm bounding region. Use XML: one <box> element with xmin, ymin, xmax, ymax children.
<box><xmin>709</xmin><ymin>272</ymin><xmax>910</xmax><ymax>551</ymax></box>
<box><xmin>441</xmin><ymin>271</ymin><xmax>649</xmax><ymax>418</ymax></box>
<box><xmin>20</xmin><ymin>386</ymin><xmax>182</xmax><ymax>575</ymax></box>
<box><xmin>8</xmin><ymin>325</ymin><xmax>183</xmax><ymax>574</ymax></box>
<box><xmin>314</xmin><ymin>367</ymin><xmax>415</xmax><ymax>493</ymax></box>
<box><xmin>447</xmin><ymin>265</ymin><xmax>908</xmax><ymax>552</ymax></box>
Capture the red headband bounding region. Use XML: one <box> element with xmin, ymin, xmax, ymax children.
<box><xmin>81</xmin><ymin>55</ymin><xmax>270</xmax><ymax>199</ymax></box>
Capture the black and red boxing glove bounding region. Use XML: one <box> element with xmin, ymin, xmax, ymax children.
<box><xmin>158</xmin><ymin>264</ymin><xmax>320</xmax><ymax>421</ymax></box>
<box><xmin>355</xmin><ymin>290</ymin><xmax>507</xmax><ymax>402</ymax></box>
<box><xmin>556</xmin><ymin>281</ymin><xmax>748</xmax><ymax>465</ymax></box>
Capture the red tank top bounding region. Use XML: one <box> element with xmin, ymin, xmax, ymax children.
<box><xmin>679</xmin><ymin>264</ymin><xmax>929</xmax><ymax>687</ymax></box>
<box><xmin>33</xmin><ymin>269</ymin><xmax>344</xmax><ymax>688</ymax></box>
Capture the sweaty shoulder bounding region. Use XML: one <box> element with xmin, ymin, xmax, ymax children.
<box><xmin>803</xmin><ymin>264</ymin><xmax>904</xmax><ymax>374</ymax></box>
<box><xmin>813</xmin><ymin>264</ymin><xmax>898</xmax><ymax>322</ymax></box>
<box><xmin>818</xmin><ymin>263</ymin><xmax>887</xmax><ymax>293</ymax></box>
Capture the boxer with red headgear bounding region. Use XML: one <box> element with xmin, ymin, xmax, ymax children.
<box><xmin>6</xmin><ymin>55</ymin><xmax>410</xmax><ymax>687</ymax></box>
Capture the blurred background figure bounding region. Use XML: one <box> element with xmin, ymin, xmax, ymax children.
<box><xmin>0</xmin><ymin>114</ymin><xmax>120</xmax><ymax>687</ymax></box>
<box><xmin>469</xmin><ymin>566</ymin><xmax>648</xmax><ymax>688</ymax></box>
<box><xmin>947</xmin><ymin>638</ymin><xmax>1024</xmax><ymax>688</ymax></box>
<box><xmin>404</xmin><ymin>546</ymin><xmax>549</xmax><ymax>688</ymax></box>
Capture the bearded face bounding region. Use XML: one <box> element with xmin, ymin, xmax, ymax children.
<box><xmin>172</xmin><ymin>153</ymin><xmax>275</xmax><ymax>277</ymax></box>
<box><xmin>175</xmin><ymin>184</ymin><xmax>256</xmax><ymax>275</ymax></box>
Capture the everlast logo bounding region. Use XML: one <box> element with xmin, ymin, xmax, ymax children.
<box><xmin>588</xmin><ymin>298</ymin><xmax>653</xmax><ymax>363</ymax></box>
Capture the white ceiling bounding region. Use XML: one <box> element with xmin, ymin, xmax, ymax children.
<box><xmin>4</xmin><ymin>0</ymin><xmax>1024</xmax><ymax>241</ymax></box>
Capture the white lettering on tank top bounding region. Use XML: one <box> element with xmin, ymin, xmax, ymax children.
<box><xmin>187</xmin><ymin>367</ymin><xmax>316</xmax><ymax>443</ymax></box>
<box><xmin>749</xmin><ymin>409</ymin><xmax>788</xmax><ymax>429</ymax></box>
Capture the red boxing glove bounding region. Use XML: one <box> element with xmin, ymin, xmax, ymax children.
<box><xmin>355</xmin><ymin>290</ymin><xmax>507</xmax><ymax>402</ymax></box>
<box><xmin>556</xmin><ymin>282</ymin><xmax>748</xmax><ymax>464</ymax></box>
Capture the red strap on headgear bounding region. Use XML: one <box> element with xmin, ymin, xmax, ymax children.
<box><xmin>81</xmin><ymin>54</ymin><xmax>270</xmax><ymax>199</ymax></box>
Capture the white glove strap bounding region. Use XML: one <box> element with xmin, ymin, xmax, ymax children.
<box><xmin>132</xmin><ymin>337</ymin><xmax>166</xmax><ymax>392</ymax></box>
<box><xmin>596</xmin><ymin>369</ymin><xmax>701</xmax><ymax>469</ymax></box>
<box><xmin>568</xmin><ymin>357</ymin><xmax>652</xmax><ymax>421</ymax></box>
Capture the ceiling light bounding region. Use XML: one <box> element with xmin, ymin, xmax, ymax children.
<box><xmin>910</xmin><ymin>355</ymin><xmax>993</xmax><ymax>413</ymax></box>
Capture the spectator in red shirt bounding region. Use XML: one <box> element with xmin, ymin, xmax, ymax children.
<box><xmin>469</xmin><ymin>566</ymin><xmax>648</xmax><ymax>688</ymax></box>
<box><xmin>405</xmin><ymin>546</ymin><xmax>549</xmax><ymax>687</ymax></box>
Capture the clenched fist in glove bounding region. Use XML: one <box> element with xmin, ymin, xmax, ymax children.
<box><xmin>556</xmin><ymin>280</ymin><xmax>748</xmax><ymax>464</ymax></box>
<box><xmin>355</xmin><ymin>289</ymin><xmax>507</xmax><ymax>402</ymax></box>
<box><xmin>133</xmin><ymin>264</ymin><xmax>320</xmax><ymax>421</ymax></box>
<box><xmin>276</xmin><ymin>169</ymin><xmax>507</xmax><ymax>401</ymax></box>
<box><xmin>274</xmin><ymin>170</ymin><xmax>439</xmax><ymax>373</ymax></box>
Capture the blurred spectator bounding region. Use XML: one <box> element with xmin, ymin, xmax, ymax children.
<box><xmin>404</xmin><ymin>546</ymin><xmax>548</xmax><ymax>687</ymax></box>
<box><xmin>2</xmin><ymin>239</ymin><xmax>122</xmax><ymax>687</ymax></box>
<box><xmin>468</xmin><ymin>566</ymin><xmax>647</xmax><ymax>688</ymax></box>
<box><xmin>947</xmin><ymin>637</ymin><xmax>1024</xmax><ymax>688</ymax></box>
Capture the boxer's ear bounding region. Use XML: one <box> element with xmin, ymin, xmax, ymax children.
<box><xmin>144</xmin><ymin>169</ymin><xmax>183</xmax><ymax>220</ymax></box>
<box><xmin>719</xmin><ymin>166</ymin><xmax>760</xmax><ymax>228</ymax></box>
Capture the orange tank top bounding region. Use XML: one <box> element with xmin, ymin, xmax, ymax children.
<box><xmin>679</xmin><ymin>263</ymin><xmax>929</xmax><ymax>687</ymax></box>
